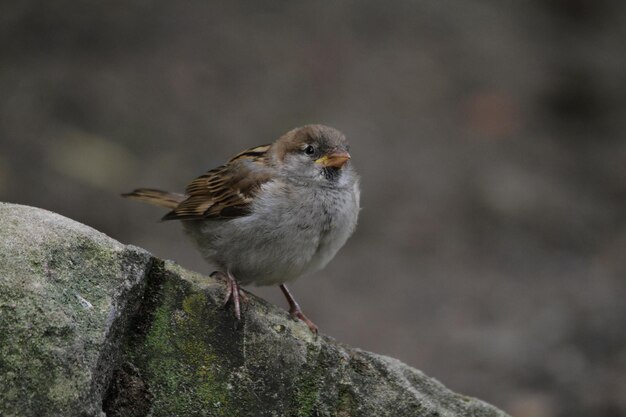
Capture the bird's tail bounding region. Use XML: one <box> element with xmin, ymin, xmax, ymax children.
<box><xmin>121</xmin><ymin>188</ymin><xmax>185</xmax><ymax>209</ymax></box>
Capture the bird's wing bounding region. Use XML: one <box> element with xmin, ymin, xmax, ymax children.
<box><xmin>162</xmin><ymin>144</ymin><xmax>273</xmax><ymax>220</ymax></box>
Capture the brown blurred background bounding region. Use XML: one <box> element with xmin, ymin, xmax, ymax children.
<box><xmin>1</xmin><ymin>1</ymin><xmax>625</xmax><ymax>416</ymax></box>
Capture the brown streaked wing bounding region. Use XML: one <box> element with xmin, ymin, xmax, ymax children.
<box><xmin>228</xmin><ymin>144</ymin><xmax>272</xmax><ymax>163</ymax></box>
<box><xmin>162</xmin><ymin>145</ymin><xmax>273</xmax><ymax>221</ymax></box>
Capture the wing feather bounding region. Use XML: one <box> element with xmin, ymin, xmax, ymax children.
<box><xmin>162</xmin><ymin>144</ymin><xmax>273</xmax><ymax>220</ymax></box>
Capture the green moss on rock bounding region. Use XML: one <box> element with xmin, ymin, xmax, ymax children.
<box><xmin>128</xmin><ymin>278</ymin><xmax>230</xmax><ymax>416</ymax></box>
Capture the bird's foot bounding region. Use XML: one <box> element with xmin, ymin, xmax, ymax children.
<box><xmin>290</xmin><ymin>309</ymin><xmax>318</xmax><ymax>335</ymax></box>
<box><xmin>279</xmin><ymin>284</ymin><xmax>318</xmax><ymax>335</ymax></box>
<box><xmin>211</xmin><ymin>271</ymin><xmax>247</xmax><ymax>322</ymax></box>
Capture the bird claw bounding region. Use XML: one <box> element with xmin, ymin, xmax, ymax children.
<box><xmin>211</xmin><ymin>271</ymin><xmax>246</xmax><ymax>322</ymax></box>
<box><xmin>290</xmin><ymin>309</ymin><xmax>319</xmax><ymax>335</ymax></box>
<box><xmin>279</xmin><ymin>284</ymin><xmax>318</xmax><ymax>335</ymax></box>
<box><xmin>211</xmin><ymin>274</ymin><xmax>316</xmax><ymax>334</ymax></box>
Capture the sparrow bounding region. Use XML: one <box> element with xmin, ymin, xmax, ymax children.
<box><xmin>123</xmin><ymin>124</ymin><xmax>360</xmax><ymax>333</ymax></box>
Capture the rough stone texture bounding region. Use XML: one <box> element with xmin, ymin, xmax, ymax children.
<box><xmin>0</xmin><ymin>203</ymin><xmax>509</xmax><ymax>417</ymax></box>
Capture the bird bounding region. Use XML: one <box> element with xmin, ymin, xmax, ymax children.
<box><xmin>122</xmin><ymin>124</ymin><xmax>360</xmax><ymax>334</ymax></box>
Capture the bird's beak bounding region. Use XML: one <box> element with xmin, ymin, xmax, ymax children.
<box><xmin>315</xmin><ymin>150</ymin><xmax>351</xmax><ymax>168</ymax></box>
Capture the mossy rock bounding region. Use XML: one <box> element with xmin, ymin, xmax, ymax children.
<box><xmin>0</xmin><ymin>203</ymin><xmax>509</xmax><ymax>417</ymax></box>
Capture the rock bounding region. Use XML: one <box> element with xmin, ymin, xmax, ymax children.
<box><xmin>0</xmin><ymin>203</ymin><xmax>509</xmax><ymax>417</ymax></box>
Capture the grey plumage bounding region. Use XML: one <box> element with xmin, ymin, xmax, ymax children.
<box><xmin>183</xmin><ymin>169</ymin><xmax>359</xmax><ymax>285</ymax></box>
<box><xmin>123</xmin><ymin>124</ymin><xmax>360</xmax><ymax>331</ymax></box>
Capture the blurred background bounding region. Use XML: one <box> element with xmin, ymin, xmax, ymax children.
<box><xmin>1</xmin><ymin>1</ymin><xmax>625</xmax><ymax>416</ymax></box>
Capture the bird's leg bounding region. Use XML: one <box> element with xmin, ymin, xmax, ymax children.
<box><xmin>210</xmin><ymin>271</ymin><xmax>245</xmax><ymax>322</ymax></box>
<box><xmin>238</xmin><ymin>286</ymin><xmax>250</xmax><ymax>303</ymax></box>
<box><xmin>279</xmin><ymin>284</ymin><xmax>318</xmax><ymax>334</ymax></box>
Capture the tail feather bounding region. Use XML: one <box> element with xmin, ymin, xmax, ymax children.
<box><xmin>122</xmin><ymin>188</ymin><xmax>185</xmax><ymax>209</ymax></box>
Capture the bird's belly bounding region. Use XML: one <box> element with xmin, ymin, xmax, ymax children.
<box><xmin>230</xmin><ymin>218</ymin><xmax>323</xmax><ymax>285</ymax></box>
<box><xmin>183</xmin><ymin>186</ymin><xmax>358</xmax><ymax>286</ymax></box>
<box><xmin>183</xmin><ymin>215</ymin><xmax>319</xmax><ymax>285</ymax></box>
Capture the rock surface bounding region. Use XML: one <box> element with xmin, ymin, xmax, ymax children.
<box><xmin>0</xmin><ymin>203</ymin><xmax>509</xmax><ymax>417</ymax></box>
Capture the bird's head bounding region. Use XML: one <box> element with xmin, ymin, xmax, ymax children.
<box><xmin>271</xmin><ymin>124</ymin><xmax>353</xmax><ymax>186</ymax></box>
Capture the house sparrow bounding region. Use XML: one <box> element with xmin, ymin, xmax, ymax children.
<box><xmin>123</xmin><ymin>124</ymin><xmax>360</xmax><ymax>334</ymax></box>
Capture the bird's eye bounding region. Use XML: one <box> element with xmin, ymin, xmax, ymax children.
<box><xmin>304</xmin><ymin>145</ymin><xmax>315</xmax><ymax>155</ymax></box>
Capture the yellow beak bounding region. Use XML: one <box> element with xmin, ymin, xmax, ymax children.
<box><xmin>315</xmin><ymin>151</ymin><xmax>351</xmax><ymax>168</ymax></box>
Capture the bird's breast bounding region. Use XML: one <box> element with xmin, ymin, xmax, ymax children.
<box><xmin>187</xmin><ymin>179</ymin><xmax>359</xmax><ymax>286</ymax></box>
